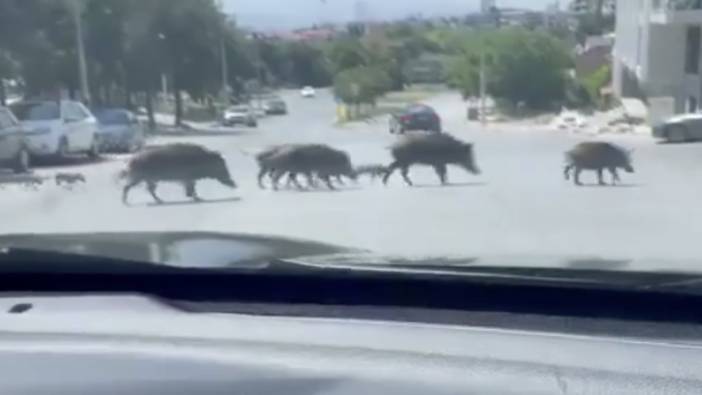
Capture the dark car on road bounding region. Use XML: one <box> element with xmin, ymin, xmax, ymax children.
<box><xmin>0</xmin><ymin>106</ymin><xmax>31</xmax><ymax>173</ymax></box>
<box><xmin>94</xmin><ymin>108</ymin><xmax>145</xmax><ymax>153</ymax></box>
<box><xmin>389</xmin><ymin>104</ymin><xmax>441</xmax><ymax>134</ymax></box>
<box><xmin>262</xmin><ymin>95</ymin><xmax>288</xmax><ymax>115</ymax></box>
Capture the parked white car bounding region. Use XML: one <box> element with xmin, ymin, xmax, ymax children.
<box><xmin>300</xmin><ymin>86</ymin><xmax>316</xmax><ymax>98</ymax></box>
<box><xmin>10</xmin><ymin>100</ymin><xmax>100</xmax><ymax>159</ymax></box>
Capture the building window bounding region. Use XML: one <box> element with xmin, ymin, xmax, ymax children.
<box><xmin>685</xmin><ymin>26</ymin><xmax>701</xmax><ymax>74</ymax></box>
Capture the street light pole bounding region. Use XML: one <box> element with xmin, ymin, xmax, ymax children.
<box><xmin>71</xmin><ymin>0</ymin><xmax>90</xmax><ymax>105</ymax></box>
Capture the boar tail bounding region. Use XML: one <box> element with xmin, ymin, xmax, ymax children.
<box><xmin>113</xmin><ymin>169</ymin><xmax>129</xmax><ymax>184</ymax></box>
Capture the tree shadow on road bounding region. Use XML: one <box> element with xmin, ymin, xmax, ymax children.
<box><xmin>411</xmin><ymin>182</ymin><xmax>487</xmax><ymax>189</ymax></box>
<box><xmin>127</xmin><ymin>196</ymin><xmax>242</xmax><ymax>207</ymax></box>
<box><xmin>574</xmin><ymin>183</ymin><xmax>642</xmax><ymax>188</ymax></box>
<box><xmin>273</xmin><ymin>186</ymin><xmax>364</xmax><ymax>194</ymax></box>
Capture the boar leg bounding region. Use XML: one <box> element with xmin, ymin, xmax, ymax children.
<box><xmin>608</xmin><ymin>167</ymin><xmax>620</xmax><ymax>184</ymax></box>
<box><xmin>321</xmin><ymin>175</ymin><xmax>335</xmax><ymax>190</ymax></box>
<box><xmin>288</xmin><ymin>172</ymin><xmax>305</xmax><ymax>190</ymax></box>
<box><xmin>147</xmin><ymin>181</ymin><xmax>163</xmax><ymax>204</ymax></box>
<box><xmin>433</xmin><ymin>164</ymin><xmax>448</xmax><ymax>185</ymax></box>
<box><xmin>383</xmin><ymin>161</ymin><xmax>401</xmax><ymax>185</ymax></box>
<box><xmin>271</xmin><ymin>170</ymin><xmax>285</xmax><ymax>190</ymax></box>
<box><xmin>597</xmin><ymin>169</ymin><xmax>606</xmax><ymax>186</ymax></box>
<box><xmin>563</xmin><ymin>164</ymin><xmax>572</xmax><ymax>180</ymax></box>
<box><xmin>257</xmin><ymin>167</ymin><xmax>269</xmax><ymax>189</ymax></box>
<box><xmin>573</xmin><ymin>168</ymin><xmax>583</xmax><ymax>186</ymax></box>
<box><xmin>184</xmin><ymin>181</ymin><xmax>202</xmax><ymax>201</ymax></box>
<box><xmin>122</xmin><ymin>178</ymin><xmax>142</xmax><ymax>204</ymax></box>
<box><xmin>400</xmin><ymin>165</ymin><xmax>413</xmax><ymax>186</ymax></box>
<box><xmin>303</xmin><ymin>172</ymin><xmax>317</xmax><ymax>189</ymax></box>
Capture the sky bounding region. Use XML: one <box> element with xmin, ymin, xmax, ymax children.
<box><xmin>223</xmin><ymin>0</ymin><xmax>557</xmax><ymax>30</ymax></box>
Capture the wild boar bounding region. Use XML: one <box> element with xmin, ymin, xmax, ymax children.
<box><xmin>383</xmin><ymin>133</ymin><xmax>480</xmax><ymax>186</ymax></box>
<box><xmin>121</xmin><ymin>143</ymin><xmax>236</xmax><ymax>204</ymax></box>
<box><xmin>564</xmin><ymin>142</ymin><xmax>634</xmax><ymax>186</ymax></box>
<box><xmin>266</xmin><ymin>144</ymin><xmax>356</xmax><ymax>190</ymax></box>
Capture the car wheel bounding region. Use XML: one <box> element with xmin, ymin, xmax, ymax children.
<box><xmin>88</xmin><ymin>136</ymin><xmax>101</xmax><ymax>159</ymax></box>
<box><xmin>127</xmin><ymin>138</ymin><xmax>143</xmax><ymax>153</ymax></box>
<box><xmin>667</xmin><ymin>125</ymin><xmax>689</xmax><ymax>143</ymax></box>
<box><xmin>12</xmin><ymin>148</ymin><xmax>30</xmax><ymax>174</ymax></box>
<box><xmin>56</xmin><ymin>138</ymin><xmax>70</xmax><ymax>160</ymax></box>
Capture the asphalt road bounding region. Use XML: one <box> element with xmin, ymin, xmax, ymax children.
<box><xmin>2</xmin><ymin>90</ymin><xmax>702</xmax><ymax>269</ymax></box>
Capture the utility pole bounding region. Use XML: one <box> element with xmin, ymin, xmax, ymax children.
<box><xmin>218</xmin><ymin>0</ymin><xmax>229</xmax><ymax>102</ymax></box>
<box><xmin>479</xmin><ymin>41</ymin><xmax>487</xmax><ymax>126</ymax></box>
<box><xmin>70</xmin><ymin>0</ymin><xmax>90</xmax><ymax>105</ymax></box>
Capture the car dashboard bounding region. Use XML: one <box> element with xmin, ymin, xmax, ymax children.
<box><xmin>0</xmin><ymin>294</ymin><xmax>700</xmax><ymax>395</ymax></box>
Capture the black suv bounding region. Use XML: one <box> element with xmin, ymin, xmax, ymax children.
<box><xmin>389</xmin><ymin>104</ymin><xmax>441</xmax><ymax>134</ymax></box>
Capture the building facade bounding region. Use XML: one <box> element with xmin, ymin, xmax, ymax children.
<box><xmin>614</xmin><ymin>0</ymin><xmax>702</xmax><ymax>115</ymax></box>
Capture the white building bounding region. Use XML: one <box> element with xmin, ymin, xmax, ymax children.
<box><xmin>614</xmin><ymin>0</ymin><xmax>702</xmax><ymax>116</ymax></box>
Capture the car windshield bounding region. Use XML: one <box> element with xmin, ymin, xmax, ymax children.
<box><xmin>10</xmin><ymin>102</ymin><xmax>60</xmax><ymax>121</ymax></box>
<box><xmin>1</xmin><ymin>0</ymin><xmax>698</xmax><ymax>278</ymax></box>
<box><xmin>95</xmin><ymin>110</ymin><xmax>130</xmax><ymax>125</ymax></box>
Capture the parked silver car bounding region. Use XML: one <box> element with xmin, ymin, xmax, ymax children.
<box><xmin>94</xmin><ymin>108</ymin><xmax>145</xmax><ymax>153</ymax></box>
<box><xmin>652</xmin><ymin>113</ymin><xmax>702</xmax><ymax>143</ymax></box>
<box><xmin>222</xmin><ymin>105</ymin><xmax>257</xmax><ymax>127</ymax></box>
<box><xmin>0</xmin><ymin>106</ymin><xmax>30</xmax><ymax>173</ymax></box>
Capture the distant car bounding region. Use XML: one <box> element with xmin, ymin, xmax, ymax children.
<box><xmin>389</xmin><ymin>104</ymin><xmax>442</xmax><ymax>134</ymax></box>
<box><xmin>0</xmin><ymin>106</ymin><xmax>31</xmax><ymax>173</ymax></box>
<box><xmin>222</xmin><ymin>105</ymin><xmax>257</xmax><ymax>127</ymax></box>
<box><xmin>652</xmin><ymin>113</ymin><xmax>702</xmax><ymax>143</ymax></box>
<box><xmin>262</xmin><ymin>96</ymin><xmax>288</xmax><ymax>115</ymax></box>
<box><xmin>94</xmin><ymin>108</ymin><xmax>145</xmax><ymax>153</ymax></box>
<box><xmin>10</xmin><ymin>100</ymin><xmax>99</xmax><ymax>159</ymax></box>
<box><xmin>300</xmin><ymin>86</ymin><xmax>316</xmax><ymax>98</ymax></box>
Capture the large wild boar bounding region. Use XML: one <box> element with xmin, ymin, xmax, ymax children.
<box><xmin>122</xmin><ymin>143</ymin><xmax>236</xmax><ymax>204</ymax></box>
<box><xmin>266</xmin><ymin>144</ymin><xmax>356</xmax><ymax>190</ymax></box>
<box><xmin>383</xmin><ymin>133</ymin><xmax>480</xmax><ymax>186</ymax></box>
<box><xmin>564</xmin><ymin>142</ymin><xmax>634</xmax><ymax>186</ymax></box>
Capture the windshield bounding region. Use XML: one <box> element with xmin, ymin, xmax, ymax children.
<box><xmin>95</xmin><ymin>110</ymin><xmax>130</xmax><ymax>125</ymax></box>
<box><xmin>10</xmin><ymin>102</ymin><xmax>60</xmax><ymax>121</ymax></box>
<box><xmin>0</xmin><ymin>0</ymin><xmax>695</xmax><ymax>273</ymax></box>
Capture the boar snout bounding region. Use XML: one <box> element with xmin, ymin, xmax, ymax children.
<box><xmin>219</xmin><ymin>176</ymin><xmax>237</xmax><ymax>188</ymax></box>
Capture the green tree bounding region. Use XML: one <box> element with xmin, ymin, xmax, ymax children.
<box><xmin>334</xmin><ymin>65</ymin><xmax>391</xmax><ymax>108</ymax></box>
<box><xmin>450</xmin><ymin>29</ymin><xmax>571</xmax><ymax>110</ymax></box>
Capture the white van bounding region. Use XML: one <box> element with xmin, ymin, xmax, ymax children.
<box><xmin>10</xmin><ymin>100</ymin><xmax>99</xmax><ymax>159</ymax></box>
